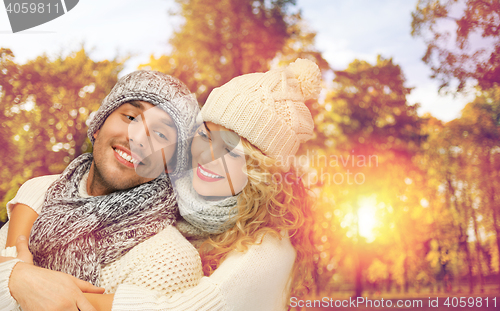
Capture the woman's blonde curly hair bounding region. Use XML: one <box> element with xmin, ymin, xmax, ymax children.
<box><xmin>199</xmin><ymin>137</ymin><xmax>316</xmax><ymax>301</ymax></box>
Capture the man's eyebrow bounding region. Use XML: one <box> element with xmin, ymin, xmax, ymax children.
<box><xmin>127</xmin><ymin>101</ymin><xmax>143</xmax><ymax>109</ymax></box>
<box><xmin>127</xmin><ymin>101</ymin><xmax>175</xmax><ymax>128</ymax></box>
<box><xmin>161</xmin><ymin>117</ymin><xmax>175</xmax><ymax>128</ymax></box>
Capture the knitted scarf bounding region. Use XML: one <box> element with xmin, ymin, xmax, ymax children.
<box><xmin>173</xmin><ymin>171</ymin><xmax>238</xmax><ymax>238</ymax></box>
<box><xmin>29</xmin><ymin>153</ymin><xmax>177</xmax><ymax>286</ymax></box>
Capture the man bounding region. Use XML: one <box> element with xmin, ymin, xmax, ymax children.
<box><xmin>0</xmin><ymin>70</ymin><xmax>200</xmax><ymax>311</ymax></box>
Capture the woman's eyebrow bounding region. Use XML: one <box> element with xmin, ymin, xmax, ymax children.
<box><xmin>203</xmin><ymin>122</ymin><xmax>212</xmax><ymax>134</ymax></box>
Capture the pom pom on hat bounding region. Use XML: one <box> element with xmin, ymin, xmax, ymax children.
<box><xmin>286</xmin><ymin>58</ymin><xmax>322</xmax><ymax>100</ymax></box>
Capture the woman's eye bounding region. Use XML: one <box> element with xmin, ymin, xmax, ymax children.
<box><xmin>226</xmin><ymin>148</ymin><xmax>241</xmax><ymax>158</ymax></box>
<box><xmin>154</xmin><ymin>130</ymin><xmax>168</xmax><ymax>141</ymax></box>
<box><xmin>198</xmin><ymin>129</ymin><xmax>210</xmax><ymax>140</ymax></box>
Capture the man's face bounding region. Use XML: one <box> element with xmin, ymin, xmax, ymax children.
<box><xmin>91</xmin><ymin>101</ymin><xmax>177</xmax><ymax>194</ymax></box>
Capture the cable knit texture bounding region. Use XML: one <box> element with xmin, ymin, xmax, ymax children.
<box><xmin>0</xmin><ymin>175</ymin><xmax>203</xmax><ymax>311</ymax></box>
<box><xmin>29</xmin><ymin>153</ymin><xmax>177</xmax><ymax>286</ymax></box>
<box><xmin>0</xmin><ymin>259</ymin><xmax>22</xmax><ymax>311</ymax></box>
<box><xmin>0</xmin><ymin>175</ymin><xmax>295</xmax><ymax>310</ymax></box>
<box><xmin>112</xmin><ymin>231</ymin><xmax>296</xmax><ymax>311</ymax></box>
<box><xmin>174</xmin><ymin>171</ymin><xmax>238</xmax><ymax>235</ymax></box>
<box><xmin>201</xmin><ymin>58</ymin><xmax>321</xmax><ymax>170</ymax></box>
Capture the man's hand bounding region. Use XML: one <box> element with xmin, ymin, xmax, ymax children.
<box><xmin>8</xmin><ymin>236</ymin><xmax>105</xmax><ymax>311</ymax></box>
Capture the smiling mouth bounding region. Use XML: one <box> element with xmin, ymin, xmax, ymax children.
<box><xmin>197</xmin><ymin>164</ymin><xmax>224</xmax><ymax>179</ymax></box>
<box><xmin>113</xmin><ymin>147</ymin><xmax>142</xmax><ymax>165</ymax></box>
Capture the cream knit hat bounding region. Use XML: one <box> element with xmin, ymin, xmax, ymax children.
<box><xmin>201</xmin><ymin>58</ymin><xmax>321</xmax><ymax>170</ymax></box>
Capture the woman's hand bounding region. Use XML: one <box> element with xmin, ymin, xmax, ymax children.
<box><xmin>5</xmin><ymin>236</ymin><xmax>105</xmax><ymax>311</ymax></box>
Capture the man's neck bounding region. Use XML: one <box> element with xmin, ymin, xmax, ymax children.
<box><xmin>87</xmin><ymin>162</ymin><xmax>112</xmax><ymax>196</ymax></box>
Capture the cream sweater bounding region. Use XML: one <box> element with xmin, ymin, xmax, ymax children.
<box><xmin>0</xmin><ymin>175</ymin><xmax>296</xmax><ymax>311</ymax></box>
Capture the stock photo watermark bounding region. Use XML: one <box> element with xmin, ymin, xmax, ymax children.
<box><xmin>3</xmin><ymin>0</ymin><xmax>78</xmax><ymax>32</ymax></box>
<box><xmin>266</xmin><ymin>150</ymin><xmax>379</xmax><ymax>186</ymax></box>
<box><xmin>290</xmin><ymin>296</ymin><xmax>499</xmax><ymax>309</ymax></box>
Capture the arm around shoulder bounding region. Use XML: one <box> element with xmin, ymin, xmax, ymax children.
<box><xmin>6</xmin><ymin>204</ymin><xmax>39</xmax><ymax>247</ymax></box>
<box><xmin>112</xmin><ymin>234</ymin><xmax>295</xmax><ymax>311</ymax></box>
<box><xmin>112</xmin><ymin>277</ymin><xmax>227</xmax><ymax>311</ymax></box>
<box><xmin>4</xmin><ymin>174</ymin><xmax>60</xmax><ymax>248</ymax></box>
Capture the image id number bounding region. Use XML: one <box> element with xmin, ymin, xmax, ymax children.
<box><xmin>6</xmin><ymin>2</ymin><xmax>59</xmax><ymax>14</ymax></box>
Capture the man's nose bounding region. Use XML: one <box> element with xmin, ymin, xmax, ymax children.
<box><xmin>129</xmin><ymin>126</ymin><xmax>150</xmax><ymax>150</ymax></box>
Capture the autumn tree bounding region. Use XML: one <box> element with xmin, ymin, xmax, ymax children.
<box><xmin>457</xmin><ymin>88</ymin><xmax>500</xmax><ymax>284</ymax></box>
<box><xmin>0</xmin><ymin>48</ymin><xmax>124</xmax><ymax>221</ymax></box>
<box><xmin>417</xmin><ymin>87</ymin><xmax>500</xmax><ymax>293</ymax></box>
<box><xmin>141</xmin><ymin>0</ymin><xmax>327</xmax><ymax>104</ymax></box>
<box><xmin>411</xmin><ymin>0</ymin><xmax>500</xmax><ymax>92</ymax></box>
<box><xmin>307</xmin><ymin>56</ymin><xmax>429</xmax><ymax>296</ymax></box>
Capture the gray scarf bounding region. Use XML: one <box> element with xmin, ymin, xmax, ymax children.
<box><xmin>173</xmin><ymin>171</ymin><xmax>238</xmax><ymax>238</ymax></box>
<box><xmin>29</xmin><ymin>153</ymin><xmax>177</xmax><ymax>286</ymax></box>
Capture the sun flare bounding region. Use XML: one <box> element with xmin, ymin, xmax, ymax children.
<box><xmin>357</xmin><ymin>196</ymin><xmax>379</xmax><ymax>243</ymax></box>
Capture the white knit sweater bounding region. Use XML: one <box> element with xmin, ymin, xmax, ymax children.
<box><xmin>0</xmin><ymin>175</ymin><xmax>296</xmax><ymax>311</ymax></box>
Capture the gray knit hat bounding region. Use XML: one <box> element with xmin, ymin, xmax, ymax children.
<box><xmin>87</xmin><ymin>70</ymin><xmax>200</xmax><ymax>177</ymax></box>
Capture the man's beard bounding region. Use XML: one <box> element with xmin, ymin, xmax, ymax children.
<box><xmin>90</xmin><ymin>138</ymin><xmax>151</xmax><ymax>195</ymax></box>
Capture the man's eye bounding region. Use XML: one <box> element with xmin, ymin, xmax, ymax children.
<box><xmin>126</xmin><ymin>115</ymin><xmax>137</xmax><ymax>122</ymax></box>
<box><xmin>154</xmin><ymin>130</ymin><xmax>168</xmax><ymax>141</ymax></box>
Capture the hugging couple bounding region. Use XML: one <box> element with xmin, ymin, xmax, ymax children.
<box><xmin>0</xmin><ymin>58</ymin><xmax>321</xmax><ymax>311</ymax></box>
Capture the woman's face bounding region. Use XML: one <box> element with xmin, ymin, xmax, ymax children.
<box><xmin>191</xmin><ymin>122</ymin><xmax>248</xmax><ymax>199</ymax></box>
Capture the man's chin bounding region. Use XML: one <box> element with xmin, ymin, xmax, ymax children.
<box><xmin>135</xmin><ymin>165</ymin><xmax>165</xmax><ymax>180</ymax></box>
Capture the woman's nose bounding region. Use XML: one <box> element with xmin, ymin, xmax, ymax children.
<box><xmin>199</xmin><ymin>147</ymin><xmax>215</xmax><ymax>164</ymax></box>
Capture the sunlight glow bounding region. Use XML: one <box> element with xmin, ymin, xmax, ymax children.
<box><xmin>357</xmin><ymin>196</ymin><xmax>378</xmax><ymax>243</ymax></box>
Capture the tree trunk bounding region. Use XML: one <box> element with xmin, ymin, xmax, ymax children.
<box><xmin>486</xmin><ymin>147</ymin><xmax>500</xmax><ymax>289</ymax></box>
<box><xmin>471</xmin><ymin>207</ymin><xmax>485</xmax><ymax>293</ymax></box>
<box><xmin>354</xmin><ymin>252</ymin><xmax>363</xmax><ymax>298</ymax></box>
<box><xmin>446</xmin><ymin>176</ymin><xmax>474</xmax><ymax>293</ymax></box>
<box><xmin>403</xmin><ymin>254</ymin><xmax>409</xmax><ymax>293</ymax></box>
<box><xmin>463</xmin><ymin>230</ymin><xmax>474</xmax><ymax>294</ymax></box>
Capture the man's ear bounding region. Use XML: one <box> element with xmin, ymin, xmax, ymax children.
<box><xmin>93</xmin><ymin>130</ymin><xmax>100</xmax><ymax>139</ymax></box>
<box><xmin>164</xmin><ymin>148</ymin><xmax>177</xmax><ymax>174</ymax></box>
<box><xmin>164</xmin><ymin>161</ymin><xmax>173</xmax><ymax>174</ymax></box>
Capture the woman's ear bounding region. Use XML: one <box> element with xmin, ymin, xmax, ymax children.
<box><xmin>93</xmin><ymin>130</ymin><xmax>100</xmax><ymax>139</ymax></box>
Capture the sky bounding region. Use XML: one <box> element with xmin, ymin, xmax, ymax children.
<box><xmin>0</xmin><ymin>0</ymin><xmax>475</xmax><ymax>122</ymax></box>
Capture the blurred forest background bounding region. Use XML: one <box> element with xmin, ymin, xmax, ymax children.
<box><xmin>1</xmin><ymin>0</ymin><xmax>500</xmax><ymax>299</ymax></box>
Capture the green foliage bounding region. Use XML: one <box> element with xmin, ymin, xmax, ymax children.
<box><xmin>0</xmin><ymin>48</ymin><xmax>124</xmax><ymax>221</ymax></box>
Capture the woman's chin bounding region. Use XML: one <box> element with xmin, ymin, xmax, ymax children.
<box><xmin>192</xmin><ymin>181</ymin><xmax>230</xmax><ymax>200</ymax></box>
